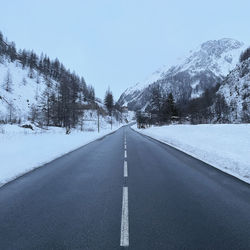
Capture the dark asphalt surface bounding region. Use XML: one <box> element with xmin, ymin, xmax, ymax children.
<box><xmin>0</xmin><ymin>126</ymin><xmax>250</xmax><ymax>249</ymax></box>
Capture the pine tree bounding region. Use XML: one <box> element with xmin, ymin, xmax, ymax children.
<box><xmin>86</xmin><ymin>85</ymin><xmax>95</xmax><ymax>101</ymax></box>
<box><xmin>20</xmin><ymin>49</ymin><xmax>28</xmax><ymax>68</ymax></box>
<box><xmin>147</xmin><ymin>85</ymin><xmax>163</xmax><ymax>123</ymax></box>
<box><xmin>149</xmin><ymin>85</ymin><xmax>162</xmax><ymax>114</ymax></box>
<box><xmin>214</xmin><ymin>94</ymin><xmax>229</xmax><ymax>122</ymax></box>
<box><xmin>162</xmin><ymin>93</ymin><xmax>178</xmax><ymax>122</ymax></box>
<box><xmin>240</xmin><ymin>47</ymin><xmax>250</xmax><ymax>62</ymax></box>
<box><xmin>30</xmin><ymin>104</ymin><xmax>39</xmax><ymax>123</ymax></box>
<box><xmin>104</xmin><ymin>88</ymin><xmax>114</xmax><ymax>116</ymax></box>
<box><xmin>7</xmin><ymin>42</ymin><xmax>16</xmax><ymax>62</ymax></box>
<box><xmin>40</xmin><ymin>86</ymin><xmax>53</xmax><ymax>126</ymax></box>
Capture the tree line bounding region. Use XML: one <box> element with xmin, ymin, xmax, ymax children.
<box><xmin>136</xmin><ymin>84</ymin><xmax>230</xmax><ymax>127</ymax></box>
<box><xmin>0</xmin><ymin>31</ymin><xmax>97</xmax><ymax>128</ymax></box>
<box><xmin>137</xmin><ymin>81</ymin><xmax>248</xmax><ymax>127</ymax></box>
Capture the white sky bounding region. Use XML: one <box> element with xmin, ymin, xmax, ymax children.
<box><xmin>0</xmin><ymin>0</ymin><xmax>249</xmax><ymax>99</ymax></box>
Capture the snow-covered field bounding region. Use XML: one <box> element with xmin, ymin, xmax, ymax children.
<box><xmin>0</xmin><ymin>123</ymin><xmax>122</xmax><ymax>186</ymax></box>
<box><xmin>132</xmin><ymin>124</ymin><xmax>250</xmax><ymax>184</ymax></box>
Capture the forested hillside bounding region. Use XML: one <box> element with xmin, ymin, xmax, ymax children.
<box><xmin>0</xmin><ymin>31</ymin><xmax>126</xmax><ymax>130</ymax></box>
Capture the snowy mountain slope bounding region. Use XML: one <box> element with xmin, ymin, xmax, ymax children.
<box><xmin>216</xmin><ymin>57</ymin><xmax>250</xmax><ymax>122</ymax></box>
<box><xmin>0</xmin><ymin>31</ymin><xmax>111</xmax><ymax>129</ymax></box>
<box><xmin>0</xmin><ymin>58</ymin><xmax>126</xmax><ymax>128</ymax></box>
<box><xmin>0</xmin><ymin>56</ymin><xmax>124</xmax><ymax>128</ymax></box>
<box><xmin>118</xmin><ymin>38</ymin><xmax>246</xmax><ymax>110</ymax></box>
<box><xmin>0</xmin><ymin>59</ymin><xmax>51</xmax><ymax>122</ymax></box>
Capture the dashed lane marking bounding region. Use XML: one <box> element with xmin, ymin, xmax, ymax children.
<box><xmin>120</xmin><ymin>187</ymin><xmax>129</xmax><ymax>247</ymax></box>
<box><xmin>124</xmin><ymin>161</ymin><xmax>128</xmax><ymax>177</ymax></box>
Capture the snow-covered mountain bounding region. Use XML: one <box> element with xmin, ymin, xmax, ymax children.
<box><xmin>118</xmin><ymin>38</ymin><xmax>246</xmax><ymax>110</ymax></box>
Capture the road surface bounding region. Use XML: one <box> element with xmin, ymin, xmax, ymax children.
<box><xmin>0</xmin><ymin>126</ymin><xmax>250</xmax><ymax>249</ymax></box>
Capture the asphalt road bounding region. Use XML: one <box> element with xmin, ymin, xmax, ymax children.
<box><xmin>0</xmin><ymin>126</ymin><xmax>250</xmax><ymax>249</ymax></box>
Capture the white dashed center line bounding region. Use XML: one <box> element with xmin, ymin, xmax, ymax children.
<box><xmin>120</xmin><ymin>133</ymin><xmax>129</xmax><ymax>247</ymax></box>
<box><xmin>124</xmin><ymin>161</ymin><xmax>128</xmax><ymax>177</ymax></box>
<box><xmin>120</xmin><ymin>186</ymin><xmax>129</xmax><ymax>247</ymax></box>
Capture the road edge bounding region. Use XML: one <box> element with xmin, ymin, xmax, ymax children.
<box><xmin>0</xmin><ymin>127</ymin><xmax>121</xmax><ymax>189</ymax></box>
<box><xmin>131</xmin><ymin>126</ymin><xmax>250</xmax><ymax>185</ymax></box>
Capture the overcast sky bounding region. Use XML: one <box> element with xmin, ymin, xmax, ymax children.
<box><xmin>0</xmin><ymin>0</ymin><xmax>249</xmax><ymax>99</ymax></box>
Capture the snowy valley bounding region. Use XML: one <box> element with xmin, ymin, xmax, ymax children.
<box><xmin>0</xmin><ymin>32</ymin><xmax>249</xmax><ymax>186</ymax></box>
<box><xmin>1</xmin><ymin>3</ymin><xmax>250</xmax><ymax>249</ymax></box>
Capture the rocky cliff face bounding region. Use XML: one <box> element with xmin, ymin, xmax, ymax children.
<box><xmin>216</xmin><ymin>57</ymin><xmax>250</xmax><ymax>122</ymax></box>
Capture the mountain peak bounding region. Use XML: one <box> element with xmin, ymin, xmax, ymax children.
<box><xmin>200</xmin><ymin>38</ymin><xmax>244</xmax><ymax>56</ymax></box>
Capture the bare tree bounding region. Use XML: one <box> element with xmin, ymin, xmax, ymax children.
<box><xmin>3</xmin><ymin>70</ymin><xmax>13</xmax><ymax>92</ymax></box>
<box><xmin>7</xmin><ymin>101</ymin><xmax>15</xmax><ymax>123</ymax></box>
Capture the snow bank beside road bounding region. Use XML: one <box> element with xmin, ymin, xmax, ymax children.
<box><xmin>132</xmin><ymin>124</ymin><xmax>250</xmax><ymax>184</ymax></box>
<box><xmin>0</xmin><ymin>124</ymin><xmax>121</xmax><ymax>186</ymax></box>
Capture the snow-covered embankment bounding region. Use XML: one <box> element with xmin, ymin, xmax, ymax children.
<box><xmin>132</xmin><ymin>124</ymin><xmax>250</xmax><ymax>184</ymax></box>
<box><xmin>0</xmin><ymin>124</ymin><xmax>120</xmax><ymax>186</ymax></box>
